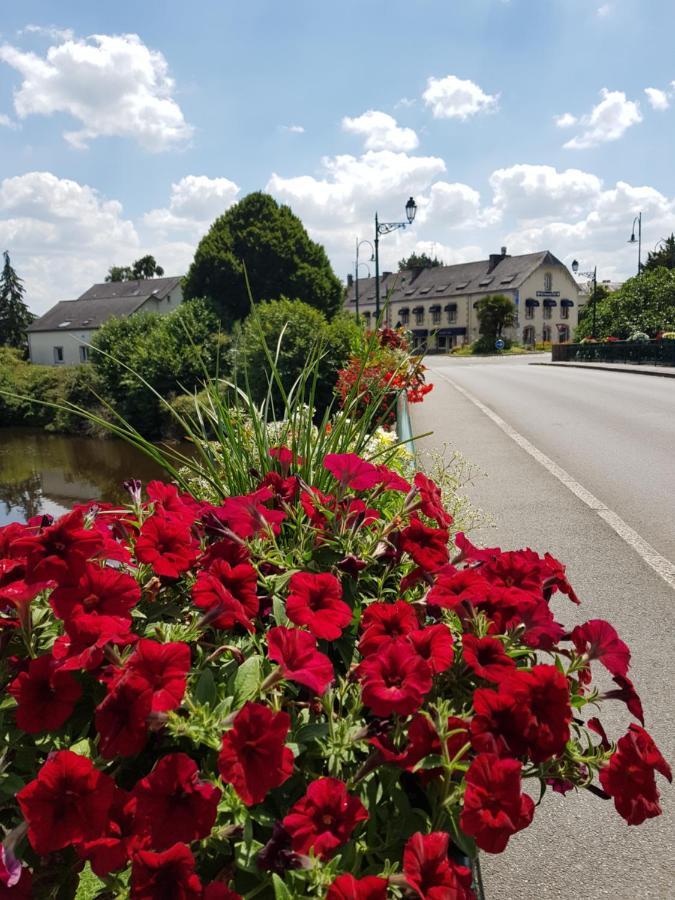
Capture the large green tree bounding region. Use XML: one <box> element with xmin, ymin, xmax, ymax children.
<box><xmin>644</xmin><ymin>234</ymin><xmax>675</xmax><ymax>272</ymax></box>
<box><xmin>398</xmin><ymin>252</ymin><xmax>443</xmax><ymax>271</ymax></box>
<box><xmin>475</xmin><ymin>294</ymin><xmax>516</xmax><ymax>342</ymax></box>
<box><xmin>575</xmin><ymin>268</ymin><xmax>675</xmax><ymax>340</ymax></box>
<box><xmin>0</xmin><ymin>251</ymin><xmax>34</xmax><ymax>350</ymax></box>
<box><xmin>105</xmin><ymin>255</ymin><xmax>165</xmax><ymax>282</ymax></box>
<box><xmin>183</xmin><ymin>192</ymin><xmax>343</xmax><ymax>326</ymax></box>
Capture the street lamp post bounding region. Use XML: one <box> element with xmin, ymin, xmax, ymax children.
<box><xmin>572</xmin><ymin>259</ymin><xmax>598</xmax><ymax>337</ymax></box>
<box><xmin>628</xmin><ymin>212</ymin><xmax>642</xmax><ymax>275</ymax></box>
<box><xmin>374</xmin><ymin>197</ymin><xmax>417</xmax><ymax>320</ymax></box>
<box><xmin>354</xmin><ymin>238</ymin><xmax>374</xmax><ymax>324</ymax></box>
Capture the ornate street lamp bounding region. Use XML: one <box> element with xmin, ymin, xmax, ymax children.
<box><xmin>374</xmin><ymin>197</ymin><xmax>417</xmax><ymax>319</ymax></box>
<box><xmin>572</xmin><ymin>259</ymin><xmax>598</xmax><ymax>338</ymax></box>
<box><xmin>628</xmin><ymin>212</ymin><xmax>642</xmax><ymax>274</ymax></box>
<box><xmin>354</xmin><ymin>238</ymin><xmax>374</xmax><ymax>324</ymax></box>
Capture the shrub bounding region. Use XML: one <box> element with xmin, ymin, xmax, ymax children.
<box><xmin>0</xmin><ymin>348</ymin><xmax>73</xmax><ymax>429</ymax></box>
<box><xmin>470</xmin><ymin>335</ymin><xmax>512</xmax><ymax>354</ymax></box>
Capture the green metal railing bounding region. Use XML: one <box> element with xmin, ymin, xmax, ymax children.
<box><xmin>552</xmin><ymin>339</ymin><xmax>675</xmax><ymax>366</ymax></box>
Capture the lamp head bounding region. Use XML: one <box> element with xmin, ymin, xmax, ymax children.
<box><xmin>628</xmin><ymin>232</ymin><xmax>636</xmax><ymax>244</ymax></box>
<box><xmin>405</xmin><ymin>196</ymin><xmax>417</xmax><ymax>224</ymax></box>
<box><xmin>571</xmin><ymin>259</ymin><xmax>579</xmax><ymax>274</ymax></box>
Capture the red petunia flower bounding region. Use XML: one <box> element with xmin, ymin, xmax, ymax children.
<box><xmin>414</xmin><ymin>473</ymin><xmax>453</xmax><ymax>528</ymax></box>
<box><xmin>135</xmin><ymin>514</ymin><xmax>197</xmax><ymax>579</ymax></box>
<box><xmin>300</xmin><ymin>488</ymin><xmax>335</xmax><ymax>531</ymax></box>
<box><xmin>11</xmin><ymin>509</ymin><xmax>104</xmax><ymax>585</ymax></box>
<box><xmin>269</xmin><ymin>446</ymin><xmax>302</xmax><ymax>472</ymax></box>
<box><xmin>376</xmin><ymin>464</ymin><xmax>411</xmax><ymax>493</ymax></box>
<box><xmin>323</xmin><ymin>453</ymin><xmax>383</xmax><ymax>491</ymax></box>
<box><xmin>480</xmin><ymin>549</ymin><xmax>544</xmax><ymax>595</ymax></box>
<box><xmin>454</xmin><ymin>532</ymin><xmax>501</xmax><ymax>564</ymax></box>
<box><xmin>403</xmin><ymin>832</ymin><xmax>475</xmax><ymax>899</ymax></box>
<box><xmin>77</xmin><ymin>787</ymin><xmax>146</xmax><ymax>876</ymax></box>
<box><xmin>282</xmin><ymin>777</ymin><xmax>368</xmax><ymax>860</ymax></box>
<box><xmin>130</xmin><ymin>843</ymin><xmax>202</xmax><ymax>899</ymax></box>
<box><xmin>212</xmin><ymin>488</ymin><xmax>286</xmax><ymax>539</ymax></box>
<box><xmin>372</xmin><ymin>713</ymin><xmax>469</xmax><ymax>773</ymax></box>
<box><xmin>95</xmin><ymin>672</ymin><xmax>153</xmax><ymax>758</ymax></box>
<box><xmin>460</xmin><ymin>754</ymin><xmax>535</xmax><ymax>853</ymax></box>
<box><xmin>52</xmin><ymin>612</ymin><xmax>136</xmax><ymax>672</ymax></box>
<box><xmin>218</xmin><ymin>702</ymin><xmax>294</xmax><ymax>806</ymax></box>
<box><xmin>267</xmin><ymin>626</ymin><xmax>334</xmax><ymax>695</ymax></box>
<box><xmin>9</xmin><ymin>653</ymin><xmax>82</xmax><ymax>733</ymax></box>
<box><xmin>357</xmin><ymin>639</ymin><xmax>432</xmax><ymax>717</ymax></box>
<box><xmin>132</xmin><ymin>753</ymin><xmax>221</xmax><ymax>849</ymax></box>
<box><xmin>407</xmin><ymin>624</ymin><xmax>454</xmax><ymax>674</ymax></box>
<box><xmin>192</xmin><ymin>561</ymin><xmax>259</xmax><ymax>632</ymax></box>
<box><xmin>571</xmin><ymin>618</ymin><xmax>631</xmax><ymax>678</ymax></box>
<box><xmin>462</xmin><ymin>634</ymin><xmax>516</xmax><ymax>683</ymax></box>
<box><xmin>50</xmin><ymin>562</ymin><xmax>140</xmax><ymax>622</ymax></box>
<box><xmin>327</xmin><ymin>874</ymin><xmax>388</xmax><ymax>899</ymax></box>
<box><xmin>603</xmin><ymin>674</ymin><xmax>644</xmax><ymax>724</ymax></box>
<box><xmin>260</xmin><ymin>471</ymin><xmax>300</xmax><ymax>504</ymax></box>
<box><xmin>599</xmin><ymin>724</ymin><xmax>672</xmax><ymax>825</ymax></box>
<box><xmin>17</xmin><ymin>750</ymin><xmax>115</xmax><ymax>855</ymax></box>
<box><xmin>359</xmin><ymin>601</ymin><xmax>419</xmax><ymax>656</ymax></box>
<box><xmin>285</xmin><ymin>571</ymin><xmax>352</xmax><ymax>640</ymax></box>
<box><xmin>427</xmin><ymin>568</ymin><xmax>491</xmax><ymax>612</ymax></box>
<box><xmin>399</xmin><ymin>517</ymin><xmax>449</xmax><ymax>572</ymax></box>
<box><xmin>471</xmin><ymin>665</ymin><xmax>572</xmax><ymax>763</ymax></box>
<box><xmin>542</xmin><ymin>552</ymin><xmax>580</xmax><ymax>604</ymax></box>
<box><xmin>126</xmin><ymin>639</ymin><xmax>190</xmax><ymax>712</ymax></box>
<box><xmin>146</xmin><ymin>480</ymin><xmax>201</xmax><ymax>522</ymax></box>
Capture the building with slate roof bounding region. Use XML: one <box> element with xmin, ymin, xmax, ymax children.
<box><xmin>344</xmin><ymin>248</ymin><xmax>583</xmax><ymax>350</ymax></box>
<box><xmin>27</xmin><ymin>276</ymin><xmax>184</xmax><ymax>365</ymax></box>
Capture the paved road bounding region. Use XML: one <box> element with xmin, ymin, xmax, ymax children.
<box><xmin>411</xmin><ymin>355</ymin><xmax>675</xmax><ymax>900</ymax></box>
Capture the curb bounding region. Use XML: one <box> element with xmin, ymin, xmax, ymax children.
<box><xmin>531</xmin><ymin>362</ymin><xmax>675</xmax><ymax>379</ymax></box>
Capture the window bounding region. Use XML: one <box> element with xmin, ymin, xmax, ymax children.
<box><xmin>544</xmin><ymin>272</ymin><xmax>552</xmax><ymax>291</ymax></box>
<box><xmin>79</xmin><ymin>346</ymin><xmax>90</xmax><ymax>363</ymax></box>
<box><xmin>400</xmin><ymin>309</ymin><xmax>410</xmax><ymax>325</ymax></box>
<box><xmin>414</xmin><ymin>307</ymin><xmax>424</xmax><ymax>325</ymax></box>
<box><xmin>558</xmin><ymin>325</ymin><xmax>570</xmax><ymax>343</ymax></box>
<box><xmin>525</xmin><ymin>304</ymin><xmax>534</xmax><ymax>319</ymax></box>
<box><xmin>431</xmin><ymin>308</ymin><xmax>441</xmax><ymax>324</ymax></box>
<box><xmin>53</xmin><ymin>346</ymin><xmax>64</xmax><ymax>363</ymax></box>
<box><xmin>447</xmin><ymin>307</ymin><xmax>457</xmax><ymax>323</ymax></box>
<box><xmin>543</xmin><ymin>304</ymin><xmax>552</xmax><ymax>320</ymax></box>
<box><xmin>561</xmin><ymin>304</ymin><xmax>569</xmax><ymax>319</ymax></box>
<box><xmin>543</xmin><ymin>325</ymin><xmax>551</xmax><ymax>342</ymax></box>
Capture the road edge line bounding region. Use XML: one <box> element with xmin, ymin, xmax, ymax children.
<box><xmin>434</xmin><ymin>368</ymin><xmax>675</xmax><ymax>593</ymax></box>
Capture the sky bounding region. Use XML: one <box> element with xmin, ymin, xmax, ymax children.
<box><xmin>1</xmin><ymin>0</ymin><xmax>674</xmax><ymax>315</ymax></box>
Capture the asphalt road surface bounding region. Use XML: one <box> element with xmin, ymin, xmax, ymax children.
<box><xmin>411</xmin><ymin>355</ymin><xmax>675</xmax><ymax>900</ymax></box>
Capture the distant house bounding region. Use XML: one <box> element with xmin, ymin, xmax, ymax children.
<box><xmin>27</xmin><ymin>276</ymin><xmax>183</xmax><ymax>365</ymax></box>
<box><xmin>344</xmin><ymin>249</ymin><xmax>584</xmax><ymax>350</ymax></box>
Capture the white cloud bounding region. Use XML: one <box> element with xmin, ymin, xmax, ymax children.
<box><xmin>554</xmin><ymin>112</ymin><xmax>577</xmax><ymax>128</ymax></box>
<box><xmin>563</xmin><ymin>89</ymin><xmax>642</xmax><ymax>149</ymax></box>
<box><xmin>644</xmin><ymin>87</ymin><xmax>670</xmax><ymax>111</ymax></box>
<box><xmin>19</xmin><ymin>24</ymin><xmax>75</xmax><ymax>42</ymax></box>
<box><xmin>0</xmin><ymin>32</ymin><xmax>193</xmax><ymax>150</ymax></box>
<box><xmin>395</xmin><ymin>97</ymin><xmax>416</xmax><ymax>109</ymax></box>
<box><xmin>0</xmin><ymin>113</ymin><xmax>18</xmax><ymax>129</ymax></box>
<box><xmin>342</xmin><ymin>110</ymin><xmax>419</xmax><ymax>152</ymax></box>
<box><xmin>422</xmin><ymin>74</ymin><xmax>498</xmax><ymax>120</ymax></box>
<box><xmin>281</xmin><ymin>124</ymin><xmax>305</xmax><ymax>133</ymax></box>
<box><xmin>143</xmin><ymin>175</ymin><xmax>240</xmax><ymax>235</ymax></box>
<box><xmin>489</xmin><ymin>164</ymin><xmax>603</xmax><ymax>221</ymax></box>
<box><xmin>596</xmin><ymin>4</ymin><xmax>612</xmax><ymax>17</ymax></box>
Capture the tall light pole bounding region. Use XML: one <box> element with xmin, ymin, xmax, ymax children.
<box><xmin>354</xmin><ymin>239</ymin><xmax>374</xmax><ymax>324</ymax></box>
<box><xmin>374</xmin><ymin>197</ymin><xmax>417</xmax><ymax>320</ymax></box>
<box><xmin>628</xmin><ymin>212</ymin><xmax>642</xmax><ymax>275</ymax></box>
<box><xmin>572</xmin><ymin>259</ymin><xmax>598</xmax><ymax>337</ymax></box>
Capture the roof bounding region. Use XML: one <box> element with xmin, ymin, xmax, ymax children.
<box><xmin>346</xmin><ymin>251</ymin><xmax>573</xmax><ymax>306</ymax></box>
<box><xmin>78</xmin><ymin>276</ymin><xmax>182</xmax><ymax>301</ymax></box>
<box><xmin>27</xmin><ymin>276</ymin><xmax>183</xmax><ymax>333</ymax></box>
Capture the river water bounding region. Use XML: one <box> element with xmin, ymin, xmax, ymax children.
<box><xmin>0</xmin><ymin>428</ymin><xmax>171</xmax><ymax>526</ymax></box>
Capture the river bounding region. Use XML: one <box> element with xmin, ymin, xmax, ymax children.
<box><xmin>0</xmin><ymin>429</ymin><xmax>172</xmax><ymax>526</ymax></box>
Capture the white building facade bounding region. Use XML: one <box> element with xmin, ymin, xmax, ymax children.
<box><xmin>345</xmin><ymin>249</ymin><xmax>582</xmax><ymax>351</ymax></box>
<box><xmin>28</xmin><ymin>277</ymin><xmax>184</xmax><ymax>366</ymax></box>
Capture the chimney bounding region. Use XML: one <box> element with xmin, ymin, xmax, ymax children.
<box><xmin>487</xmin><ymin>246</ymin><xmax>510</xmax><ymax>273</ymax></box>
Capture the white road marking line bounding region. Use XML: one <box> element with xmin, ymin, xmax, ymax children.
<box><xmin>433</xmin><ymin>368</ymin><xmax>675</xmax><ymax>592</ymax></box>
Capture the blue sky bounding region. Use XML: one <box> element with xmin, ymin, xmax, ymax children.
<box><xmin>1</xmin><ymin>0</ymin><xmax>674</xmax><ymax>313</ymax></box>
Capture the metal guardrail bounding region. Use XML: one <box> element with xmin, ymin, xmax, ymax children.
<box><xmin>552</xmin><ymin>340</ymin><xmax>675</xmax><ymax>366</ymax></box>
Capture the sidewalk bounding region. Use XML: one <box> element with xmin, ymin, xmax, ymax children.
<box><xmin>533</xmin><ymin>360</ymin><xmax>675</xmax><ymax>378</ymax></box>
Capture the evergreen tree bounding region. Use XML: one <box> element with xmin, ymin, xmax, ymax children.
<box><xmin>105</xmin><ymin>255</ymin><xmax>165</xmax><ymax>282</ymax></box>
<box><xmin>644</xmin><ymin>234</ymin><xmax>675</xmax><ymax>271</ymax></box>
<box><xmin>398</xmin><ymin>252</ymin><xmax>443</xmax><ymax>271</ymax></box>
<box><xmin>0</xmin><ymin>251</ymin><xmax>33</xmax><ymax>349</ymax></box>
<box><xmin>183</xmin><ymin>192</ymin><xmax>343</xmax><ymax>326</ymax></box>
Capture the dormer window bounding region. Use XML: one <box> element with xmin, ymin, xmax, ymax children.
<box><xmin>544</xmin><ymin>272</ymin><xmax>552</xmax><ymax>291</ymax></box>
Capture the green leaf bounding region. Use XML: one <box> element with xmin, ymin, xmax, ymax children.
<box><xmin>194</xmin><ymin>668</ymin><xmax>217</xmax><ymax>706</ymax></box>
<box><xmin>295</xmin><ymin>722</ymin><xmax>329</xmax><ymax>744</ymax></box>
<box><xmin>68</xmin><ymin>738</ymin><xmax>92</xmax><ymax>758</ymax></box>
<box><xmin>233</xmin><ymin>655</ymin><xmax>262</xmax><ymax>705</ymax></box>
<box><xmin>272</xmin><ymin>874</ymin><xmax>294</xmax><ymax>900</ymax></box>
<box><xmin>272</xmin><ymin>596</ymin><xmax>290</xmax><ymax>627</ymax></box>
<box><xmin>413</xmin><ymin>754</ymin><xmax>444</xmax><ymax>771</ymax></box>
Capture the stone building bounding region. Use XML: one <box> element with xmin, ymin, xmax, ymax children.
<box><xmin>344</xmin><ymin>249</ymin><xmax>582</xmax><ymax>350</ymax></box>
<box><xmin>27</xmin><ymin>276</ymin><xmax>183</xmax><ymax>366</ymax></box>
